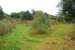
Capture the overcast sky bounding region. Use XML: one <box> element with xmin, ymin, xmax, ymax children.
<box><xmin>0</xmin><ymin>0</ymin><xmax>60</xmax><ymax>15</ymax></box>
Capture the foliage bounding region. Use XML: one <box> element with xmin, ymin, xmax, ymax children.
<box><xmin>0</xmin><ymin>19</ymin><xmax>15</xmax><ymax>36</ymax></box>
<box><xmin>0</xmin><ymin>6</ymin><xmax>4</xmax><ymax>20</ymax></box>
<box><xmin>10</xmin><ymin>11</ymin><xmax>33</xmax><ymax>20</ymax></box>
<box><xmin>32</xmin><ymin>10</ymin><xmax>50</xmax><ymax>34</ymax></box>
<box><xmin>21</xmin><ymin>11</ymin><xmax>33</xmax><ymax>20</ymax></box>
<box><xmin>58</xmin><ymin>0</ymin><xmax>75</xmax><ymax>23</ymax></box>
<box><xmin>10</xmin><ymin>12</ymin><xmax>20</xmax><ymax>19</ymax></box>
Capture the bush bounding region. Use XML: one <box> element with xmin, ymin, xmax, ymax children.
<box><xmin>32</xmin><ymin>11</ymin><xmax>50</xmax><ymax>34</ymax></box>
<box><xmin>0</xmin><ymin>19</ymin><xmax>15</xmax><ymax>36</ymax></box>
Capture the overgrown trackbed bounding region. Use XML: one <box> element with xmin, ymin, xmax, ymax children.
<box><xmin>0</xmin><ymin>23</ymin><xmax>74</xmax><ymax>50</ymax></box>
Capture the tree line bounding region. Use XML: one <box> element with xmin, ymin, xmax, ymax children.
<box><xmin>0</xmin><ymin>0</ymin><xmax>75</xmax><ymax>23</ymax></box>
<box><xmin>0</xmin><ymin>6</ymin><xmax>51</xmax><ymax>21</ymax></box>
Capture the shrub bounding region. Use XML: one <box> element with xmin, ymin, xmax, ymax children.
<box><xmin>32</xmin><ymin>11</ymin><xmax>50</xmax><ymax>34</ymax></box>
<box><xmin>0</xmin><ymin>19</ymin><xmax>15</xmax><ymax>36</ymax></box>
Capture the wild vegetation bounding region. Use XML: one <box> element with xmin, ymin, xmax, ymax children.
<box><xmin>32</xmin><ymin>11</ymin><xmax>50</xmax><ymax>34</ymax></box>
<box><xmin>0</xmin><ymin>0</ymin><xmax>75</xmax><ymax>49</ymax></box>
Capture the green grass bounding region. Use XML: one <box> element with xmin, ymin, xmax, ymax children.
<box><xmin>51</xmin><ymin>24</ymin><xmax>65</xmax><ymax>39</ymax></box>
<box><xmin>0</xmin><ymin>23</ymin><xmax>69</xmax><ymax>50</ymax></box>
<box><xmin>0</xmin><ymin>24</ymin><xmax>28</xmax><ymax>50</ymax></box>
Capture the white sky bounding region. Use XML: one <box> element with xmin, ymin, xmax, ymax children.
<box><xmin>0</xmin><ymin>0</ymin><xmax>60</xmax><ymax>15</ymax></box>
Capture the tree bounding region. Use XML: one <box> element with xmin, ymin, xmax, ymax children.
<box><xmin>10</xmin><ymin>12</ymin><xmax>20</xmax><ymax>19</ymax></box>
<box><xmin>32</xmin><ymin>10</ymin><xmax>50</xmax><ymax>34</ymax></box>
<box><xmin>59</xmin><ymin>0</ymin><xmax>75</xmax><ymax>23</ymax></box>
<box><xmin>10</xmin><ymin>11</ymin><xmax>33</xmax><ymax>20</ymax></box>
<box><xmin>21</xmin><ymin>11</ymin><xmax>33</xmax><ymax>20</ymax></box>
<box><xmin>0</xmin><ymin>6</ymin><xmax>4</xmax><ymax>20</ymax></box>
